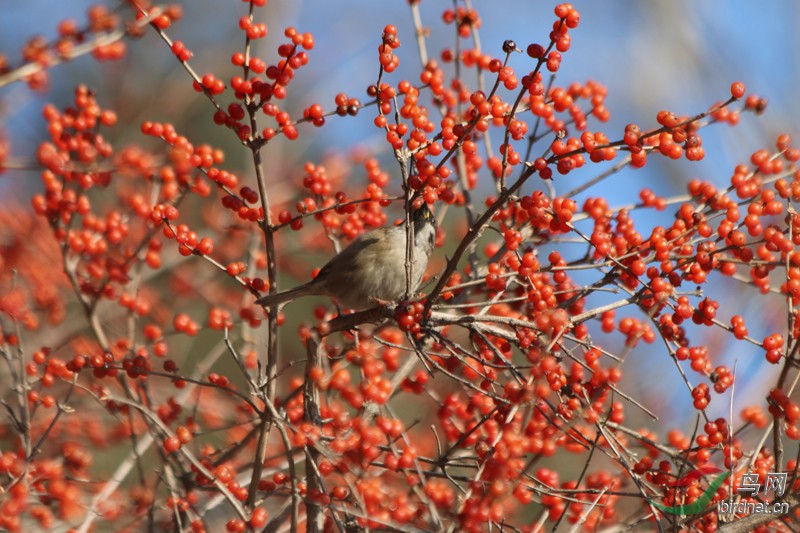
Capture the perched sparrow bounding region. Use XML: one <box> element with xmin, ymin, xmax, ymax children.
<box><xmin>256</xmin><ymin>203</ymin><xmax>437</xmax><ymax>309</ymax></box>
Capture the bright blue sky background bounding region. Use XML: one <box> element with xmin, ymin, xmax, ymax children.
<box><xmin>2</xmin><ymin>1</ymin><xmax>799</xmax><ymax>428</ymax></box>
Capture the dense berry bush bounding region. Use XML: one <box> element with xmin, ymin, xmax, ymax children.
<box><xmin>0</xmin><ymin>2</ymin><xmax>798</xmax><ymax>532</ymax></box>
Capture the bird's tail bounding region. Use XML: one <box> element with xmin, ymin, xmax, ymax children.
<box><xmin>255</xmin><ymin>283</ymin><xmax>316</xmax><ymax>308</ymax></box>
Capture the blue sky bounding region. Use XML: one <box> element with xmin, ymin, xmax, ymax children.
<box><xmin>4</xmin><ymin>1</ymin><xmax>798</xmax><ymax>200</ymax></box>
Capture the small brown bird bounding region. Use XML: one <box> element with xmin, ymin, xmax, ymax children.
<box><xmin>256</xmin><ymin>203</ymin><xmax>436</xmax><ymax>309</ymax></box>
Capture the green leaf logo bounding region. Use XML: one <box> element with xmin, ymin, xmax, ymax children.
<box><xmin>650</xmin><ymin>471</ymin><xmax>730</xmax><ymax>515</ymax></box>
